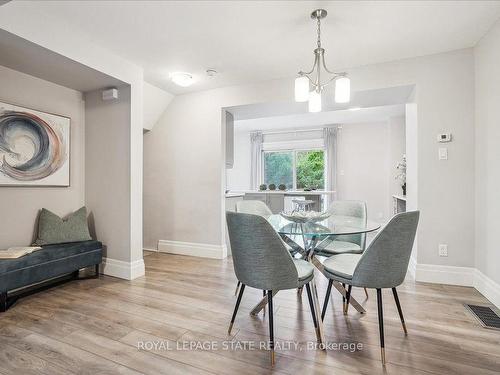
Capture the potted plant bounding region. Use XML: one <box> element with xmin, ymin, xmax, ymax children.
<box><xmin>269</xmin><ymin>184</ymin><xmax>276</xmax><ymax>191</ymax></box>
<box><xmin>395</xmin><ymin>154</ymin><xmax>407</xmax><ymax>195</ymax></box>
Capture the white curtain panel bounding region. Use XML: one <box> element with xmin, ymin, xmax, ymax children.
<box><xmin>250</xmin><ymin>131</ymin><xmax>264</xmax><ymax>190</ymax></box>
<box><xmin>323</xmin><ymin>126</ymin><xmax>338</xmax><ymax>194</ymax></box>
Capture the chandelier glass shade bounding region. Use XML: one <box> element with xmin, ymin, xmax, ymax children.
<box><xmin>295</xmin><ymin>9</ymin><xmax>351</xmax><ymax>112</ymax></box>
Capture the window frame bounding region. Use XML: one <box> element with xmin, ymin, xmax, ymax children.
<box><xmin>261</xmin><ymin>147</ymin><xmax>325</xmax><ymax>191</ymax></box>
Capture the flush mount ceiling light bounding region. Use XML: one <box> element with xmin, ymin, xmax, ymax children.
<box><xmin>295</xmin><ymin>9</ymin><xmax>351</xmax><ymax>112</ymax></box>
<box><xmin>170</xmin><ymin>72</ymin><xmax>194</xmax><ymax>87</ymax></box>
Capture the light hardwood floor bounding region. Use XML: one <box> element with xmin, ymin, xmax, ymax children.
<box><xmin>1</xmin><ymin>251</ymin><xmax>499</xmax><ymax>375</ymax></box>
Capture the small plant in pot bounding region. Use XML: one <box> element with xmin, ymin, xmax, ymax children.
<box><xmin>278</xmin><ymin>184</ymin><xmax>286</xmax><ymax>191</ymax></box>
<box><xmin>268</xmin><ymin>184</ymin><xmax>276</xmax><ymax>191</ymax></box>
<box><xmin>259</xmin><ymin>184</ymin><xmax>267</xmax><ymax>191</ymax></box>
<box><xmin>395</xmin><ymin>154</ymin><xmax>407</xmax><ymax>196</ymax></box>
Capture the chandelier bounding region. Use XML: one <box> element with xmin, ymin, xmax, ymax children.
<box><xmin>295</xmin><ymin>9</ymin><xmax>350</xmax><ymax>112</ymax></box>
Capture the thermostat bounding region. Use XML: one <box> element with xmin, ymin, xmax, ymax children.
<box><xmin>437</xmin><ymin>133</ymin><xmax>452</xmax><ymax>143</ymax></box>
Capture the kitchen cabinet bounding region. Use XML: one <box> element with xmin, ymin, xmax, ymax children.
<box><xmin>225</xmin><ymin>111</ymin><xmax>234</xmax><ymax>168</ymax></box>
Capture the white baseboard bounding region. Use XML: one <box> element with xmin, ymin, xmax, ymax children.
<box><xmin>142</xmin><ymin>247</ymin><xmax>158</xmax><ymax>252</ymax></box>
<box><xmin>158</xmin><ymin>240</ymin><xmax>227</xmax><ymax>259</ymax></box>
<box><xmin>415</xmin><ymin>263</ymin><xmax>475</xmax><ymax>286</ymax></box>
<box><xmin>102</xmin><ymin>257</ymin><xmax>145</xmax><ymax>280</ymax></box>
<box><xmin>407</xmin><ymin>255</ymin><xmax>417</xmax><ymax>279</ymax></box>
<box><xmin>414</xmin><ymin>263</ymin><xmax>500</xmax><ymax>308</ymax></box>
<box><xmin>474</xmin><ymin>269</ymin><xmax>500</xmax><ymax>309</ymax></box>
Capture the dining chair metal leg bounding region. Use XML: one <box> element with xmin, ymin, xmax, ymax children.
<box><xmin>392</xmin><ymin>287</ymin><xmax>408</xmax><ymax>335</ymax></box>
<box><xmin>267</xmin><ymin>290</ymin><xmax>275</xmax><ymax>366</ymax></box>
<box><xmin>344</xmin><ymin>285</ymin><xmax>352</xmax><ymax>315</ymax></box>
<box><xmin>321</xmin><ymin>279</ymin><xmax>333</xmax><ymax>321</ymax></box>
<box><xmin>228</xmin><ymin>284</ymin><xmax>245</xmax><ymax>335</ymax></box>
<box><xmin>297</xmin><ymin>286</ymin><xmax>303</xmax><ymax>296</ymax></box>
<box><xmin>234</xmin><ymin>281</ymin><xmax>241</xmax><ymax>296</ymax></box>
<box><xmin>342</xmin><ymin>283</ymin><xmax>346</xmax><ymax>310</ymax></box>
<box><xmin>376</xmin><ymin>288</ymin><xmax>386</xmax><ymax>365</ymax></box>
<box><xmin>364</xmin><ymin>288</ymin><xmax>369</xmax><ymax>298</ymax></box>
<box><xmin>305</xmin><ymin>283</ymin><xmax>318</xmax><ymax>333</ymax></box>
<box><xmin>263</xmin><ymin>290</ymin><xmax>266</xmax><ymax>297</ymax></box>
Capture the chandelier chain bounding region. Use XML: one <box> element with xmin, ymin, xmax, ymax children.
<box><xmin>317</xmin><ymin>17</ymin><xmax>321</xmax><ymax>49</ymax></box>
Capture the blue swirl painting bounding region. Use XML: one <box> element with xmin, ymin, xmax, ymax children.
<box><xmin>0</xmin><ymin>101</ymin><xmax>70</xmax><ymax>186</ymax></box>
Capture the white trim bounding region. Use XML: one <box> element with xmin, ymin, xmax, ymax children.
<box><xmin>474</xmin><ymin>269</ymin><xmax>500</xmax><ymax>309</ymax></box>
<box><xmin>407</xmin><ymin>255</ymin><xmax>417</xmax><ymax>279</ymax></box>
<box><xmin>158</xmin><ymin>240</ymin><xmax>227</xmax><ymax>259</ymax></box>
<box><xmin>414</xmin><ymin>263</ymin><xmax>500</xmax><ymax>308</ymax></box>
<box><xmin>415</xmin><ymin>263</ymin><xmax>475</xmax><ymax>286</ymax></box>
<box><xmin>142</xmin><ymin>247</ymin><xmax>158</xmax><ymax>252</ymax></box>
<box><xmin>102</xmin><ymin>257</ymin><xmax>145</xmax><ymax>280</ymax></box>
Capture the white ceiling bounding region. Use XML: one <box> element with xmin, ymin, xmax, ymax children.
<box><xmin>3</xmin><ymin>1</ymin><xmax>500</xmax><ymax>94</ymax></box>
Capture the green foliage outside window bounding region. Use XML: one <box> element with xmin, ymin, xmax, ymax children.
<box><xmin>296</xmin><ymin>150</ymin><xmax>324</xmax><ymax>189</ymax></box>
<box><xmin>263</xmin><ymin>149</ymin><xmax>325</xmax><ymax>190</ymax></box>
<box><xmin>264</xmin><ymin>152</ymin><xmax>293</xmax><ymax>189</ymax></box>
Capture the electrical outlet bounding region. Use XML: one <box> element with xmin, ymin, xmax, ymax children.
<box><xmin>439</xmin><ymin>244</ymin><xmax>448</xmax><ymax>257</ymax></box>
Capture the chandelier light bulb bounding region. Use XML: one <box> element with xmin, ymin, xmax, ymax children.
<box><xmin>308</xmin><ymin>90</ymin><xmax>322</xmax><ymax>113</ymax></box>
<box><xmin>294</xmin><ymin>76</ymin><xmax>309</xmax><ymax>102</ymax></box>
<box><xmin>335</xmin><ymin>76</ymin><xmax>350</xmax><ymax>103</ymax></box>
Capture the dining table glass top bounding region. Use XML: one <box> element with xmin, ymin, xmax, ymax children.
<box><xmin>266</xmin><ymin>214</ymin><xmax>381</xmax><ymax>237</ymax></box>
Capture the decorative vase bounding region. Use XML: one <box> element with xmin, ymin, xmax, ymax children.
<box><xmin>402</xmin><ymin>183</ymin><xmax>406</xmax><ymax>196</ymax></box>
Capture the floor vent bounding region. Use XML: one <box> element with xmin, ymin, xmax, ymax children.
<box><xmin>465</xmin><ymin>304</ymin><xmax>500</xmax><ymax>330</ymax></box>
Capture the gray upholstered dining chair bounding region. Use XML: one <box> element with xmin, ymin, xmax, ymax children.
<box><xmin>317</xmin><ymin>200</ymin><xmax>369</xmax><ymax>302</ymax></box>
<box><xmin>236</xmin><ymin>200</ymin><xmax>272</xmax><ymax>218</ymax></box>
<box><xmin>234</xmin><ymin>200</ymin><xmax>299</xmax><ymax>296</ymax></box>
<box><xmin>226</xmin><ymin>211</ymin><xmax>318</xmax><ymax>365</ymax></box>
<box><xmin>319</xmin><ymin>200</ymin><xmax>367</xmax><ymax>255</ymax></box>
<box><xmin>319</xmin><ymin>211</ymin><xmax>419</xmax><ymax>365</ymax></box>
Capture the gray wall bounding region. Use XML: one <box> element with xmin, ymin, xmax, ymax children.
<box><xmin>85</xmin><ymin>85</ymin><xmax>132</xmax><ymax>262</ymax></box>
<box><xmin>0</xmin><ymin>64</ymin><xmax>85</xmax><ymax>248</ymax></box>
<box><xmin>475</xmin><ymin>19</ymin><xmax>500</xmax><ymax>285</ymax></box>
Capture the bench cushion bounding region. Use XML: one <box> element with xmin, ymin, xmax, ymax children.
<box><xmin>0</xmin><ymin>240</ymin><xmax>102</xmax><ymax>292</ymax></box>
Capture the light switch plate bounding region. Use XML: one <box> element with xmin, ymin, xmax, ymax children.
<box><xmin>439</xmin><ymin>147</ymin><xmax>448</xmax><ymax>160</ymax></box>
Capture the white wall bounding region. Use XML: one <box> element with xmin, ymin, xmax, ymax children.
<box><xmin>388</xmin><ymin>116</ymin><xmax>407</xmax><ymax>197</ymax></box>
<box><xmin>474</xmin><ymin>19</ymin><xmax>500</xmax><ymax>286</ymax></box>
<box><xmin>143</xmin><ymin>81</ymin><xmax>173</xmax><ymax>131</ymax></box>
<box><xmin>336</xmin><ymin>122</ymin><xmax>398</xmax><ymax>222</ymax></box>
<box><xmin>0</xmin><ymin>65</ymin><xmax>85</xmax><ymax>248</ymax></box>
<box><xmin>144</xmin><ymin>48</ymin><xmax>475</xmax><ymax>273</ymax></box>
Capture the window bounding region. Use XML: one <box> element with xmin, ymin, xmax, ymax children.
<box><xmin>296</xmin><ymin>150</ymin><xmax>325</xmax><ymax>189</ymax></box>
<box><xmin>263</xmin><ymin>149</ymin><xmax>325</xmax><ymax>190</ymax></box>
<box><xmin>263</xmin><ymin>151</ymin><xmax>293</xmax><ymax>189</ymax></box>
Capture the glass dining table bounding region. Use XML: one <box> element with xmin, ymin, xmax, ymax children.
<box><xmin>249</xmin><ymin>213</ymin><xmax>381</xmax><ymax>345</ymax></box>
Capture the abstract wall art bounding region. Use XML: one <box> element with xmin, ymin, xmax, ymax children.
<box><xmin>0</xmin><ymin>101</ymin><xmax>70</xmax><ymax>186</ymax></box>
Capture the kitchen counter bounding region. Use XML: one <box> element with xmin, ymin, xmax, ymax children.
<box><xmin>234</xmin><ymin>190</ymin><xmax>336</xmax><ymax>196</ymax></box>
<box><xmin>225</xmin><ymin>192</ymin><xmax>245</xmax><ymax>198</ymax></box>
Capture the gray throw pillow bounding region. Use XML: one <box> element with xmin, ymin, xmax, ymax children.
<box><xmin>33</xmin><ymin>207</ymin><xmax>92</xmax><ymax>246</ymax></box>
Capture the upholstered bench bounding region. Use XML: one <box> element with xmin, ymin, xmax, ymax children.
<box><xmin>0</xmin><ymin>240</ymin><xmax>102</xmax><ymax>312</ymax></box>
